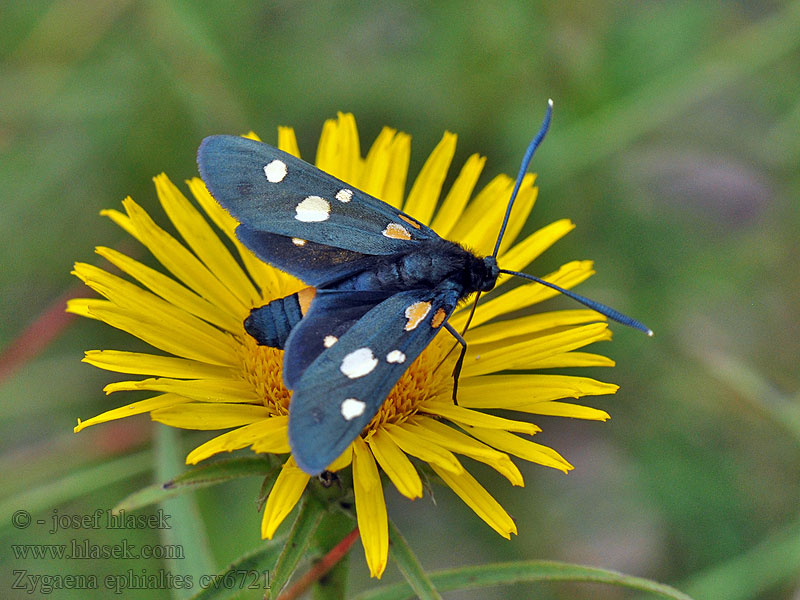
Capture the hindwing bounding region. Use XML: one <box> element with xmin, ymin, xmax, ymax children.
<box><xmin>287</xmin><ymin>286</ymin><xmax>460</xmax><ymax>475</ymax></box>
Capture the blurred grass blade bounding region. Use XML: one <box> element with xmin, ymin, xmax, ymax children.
<box><xmin>388</xmin><ymin>518</ymin><xmax>442</xmax><ymax>600</ymax></box>
<box><xmin>188</xmin><ymin>536</ymin><xmax>287</xmax><ymax>600</ymax></box>
<box><xmin>114</xmin><ymin>456</ymin><xmax>276</xmax><ymax>513</ymax></box>
<box><xmin>680</xmin><ymin>516</ymin><xmax>800</xmax><ymax>600</ymax></box>
<box><xmin>700</xmin><ymin>350</ymin><xmax>800</xmax><ymax>445</ymax></box>
<box><xmin>155</xmin><ymin>425</ymin><xmax>215</xmax><ymax>600</ymax></box>
<box><xmin>0</xmin><ymin>449</ymin><xmax>151</xmax><ymax>536</ymax></box>
<box><xmin>353</xmin><ymin>560</ymin><xmax>694</xmax><ymax>600</ymax></box>
<box><xmin>269</xmin><ymin>496</ymin><xmax>324</xmax><ymax>599</ymax></box>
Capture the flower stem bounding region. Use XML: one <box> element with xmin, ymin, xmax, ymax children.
<box><xmin>276</xmin><ymin>527</ymin><xmax>360</xmax><ymax>600</ymax></box>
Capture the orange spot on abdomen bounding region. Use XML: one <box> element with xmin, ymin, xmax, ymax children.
<box><xmin>297</xmin><ymin>287</ymin><xmax>316</xmax><ymax>314</ymax></box>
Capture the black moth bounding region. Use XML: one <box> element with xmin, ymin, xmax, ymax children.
<box><xmin>197</xmin><ymin>101</ymin><xmax>651</xmax><ymax>475</ymax></box>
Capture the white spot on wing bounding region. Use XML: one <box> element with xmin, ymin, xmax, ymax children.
<box><xmin>323</xmin><ymin>335</ymin><xmax>338</xmax><ymax>348</ymax></box>
<box><xmin>386</xmin><ymin>350</ymin><xmax>406</xmax><ymax>364</ymax></box>
<box><xmin>335</xmin><ymin>188</ymin><xmax>353</xmax><ymax>203</ymax></box>
<box><xmin>264</xmin><ymin>159</ymin><xmax>287</xmax><ymax>183</ymax></box>
<box><xmin>295</xmin><ymin>196</ymin><xmax>330</xmax><ymax>222</ymax></box>
<box><xmin>340</xmin><ymin>347</ymin><xmax>378</xmax><ymax>379</ymax></box>
<box><xmin>341</xmin><ymin>398</ymin><xmax>366</xmax><ymax>421</ymax></box>
<box><xmin>291</xmin><ymin>238</ymin><xmax>306</xmax><ymax>246</ymax></box>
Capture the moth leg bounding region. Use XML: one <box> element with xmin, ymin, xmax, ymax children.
<box><xmin>443</xmin><ymin>322</ymin><xmax>467</xmax><ymax>405</ymax></box>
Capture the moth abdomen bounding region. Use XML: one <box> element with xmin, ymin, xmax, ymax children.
<box><xmin>244</xmin><ymin>287</ymin><xmax>315</xmax><ymax>349</ymax></box>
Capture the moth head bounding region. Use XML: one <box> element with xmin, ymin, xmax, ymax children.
<box><xmin>478</xmin><ymin>256</ymin><xmax>500</xmax><ymax>292</ymax></box>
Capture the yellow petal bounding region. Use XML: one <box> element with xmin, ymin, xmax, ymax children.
<box><xmin>353</xmin><ymin>438</ymin><xmax>388</xmax><ymax>578</ymax></box>
<box><xmin>186</xmin><ymin>417</ymin><xmax>289</xmax><ymax>463</ymax></box>
<box><xmin>315</xmin><ymin>117</ymin><xmax>338</xmax><ymax>176</ymax></box>
<box><xmin>261</xmin><ymin>456</ymin><xmax>310</xmax><ymax>538</ymax></box>
<box><xmin>528</xmin><ymin>351</ymin><xmax>616</xmax><ymax>369</ymax></box>
<box><xmin>104</xmin><ymin>377</ymin><xmax>258</xmax><ymax>403</ymax></box>
<box><xmin>462</xmin><ymin>323</ymin><xmax>611</xmax><ymax>378</ymax></box>
<box><xmin>65</xmin><ymin>298</ymin><xmax>109</xmax><ymax>320</ymax></box>
<box><xmin>367</xmin><ymin>430</ymin><xmax>423</xmax><ymax>499</ymax></box>
<box><xmin>100</xmin><ymin>205</ymin><xmax>139</xmax><ymax>241</ymax></box>
<box><xmin>420</xmin><ymin>401</ymin><xmax>539</xmax><ymax>435</ymax></box>
<box><xmin>360</xmin><ymin>126</ymin><xmax>397</xmax><ymax>198</ymax></box>
<box><xmin>151</xmin><ymin>403</ymin><xmax>271</xmax><ymax>430</ymax></box>
<box><xmin>495</xmin><ymin>219</ymin><xmax>575</xmax><ymax>286</ymax></box>
<box><xmin>79</xmin><ymin>303</ymin><xmax>237</xmax><ymax>366</ymax></box>
<box><xmin>453</xmin><ymin>260</ymin><xmax>596</xmax><ymax>328</ymax></box>
<box><xmin>336</xmin><ymin>112</ymin><xmax>362</xmax><ymax>184</ymax></box>
<box><xmin>407</xmin><ymin>418</ymin><xmax>523</xmax><ymax>486</ymax></box>
<box><xmin>316</xmin><ymin>112</ymin><xmax>361</xmax><ymax>184</ymax></box>
<box><xmin>123</xmin><ymin>197</ymin><xmax>247</xmax><ymax>318</ymax></box>
<box><xmin>456</xmin><ymin>374</ymin><xmax>619</xmax><ymax>406</ymax></box>
<box><xmin>72</xmin><ymin>262</ymin><xmax>238</xmax><ymax>351</ymax></box>
<box><xmin>383</xmin><ymin>423</ymin><xmax>463</xmax><ymax>474</ymax></box>
<box><xmin>447</xmin><ymin>174</ymin><xmax>511</xmax><ymax>245</ymax></box>
<box><xmin>512</xmin><ymin>400</ymin><xmax>610</xmax><ymax>420</ymax></box>
<box><xmin>496</xmin><ymin>181</ymin><xmax>538</xmax><ymax>256</ymax></box>
<box><xmin>187</xmin><ymin>177</ymin><xmax>281</xmax><ymax>298</ymax></box>
<box><xmin>430</xmin><ymin>153</ymin><xmax>486</xmax><ymax>237</ymax></box>
<box><xmin>382</xmin><ymin>132</ymin><xmax>410</xmax><ymax>208</ymax></box>
<box><xmin>403</xmin><ymin>132</ymin><xmax>457</xmax><ymax>226</ymax></box>
<box><xmin>74</xmin><ymin>393</ymin><xmax>190</xmax><ymax>432</ymax></box>
<box><xmin>466</xmin><ymin>427</ymin><xmax>574</xmax><ymax>472</ymax></box>
<box><xmin>277</xmin><ymin>126</ymin><xmax>300</xmax><ymax>157</ymax></box>
<box><xmin>466</xmin><ymin>309</ymin><xmax>605</xmax><ymax>345</ymax></box>
<box><xmin>82</xmin><ymin>350</ymin><xmax>236</xmax><ymax>380</ymax></box>
<box><xmin>429</xmin><ymin>463</ymin><xmax>517</xmax><ymax>539</ymax></box>
<box><xmin>154</xmin><ymin>174</ymin><xmax>260</xmax><ymax>307</ymax></box>
<box><xmin>95</xmin><ymin>246</ymin><xmax>241</xmax><ymax>333</ymax></box>
<box><xmin>463</xmin><ymin>174</ymin><xmax>537</xmax><ymax>257</ymax></box>
<box><xmin>327</xmin><ymin>445</ymin><xmax>354</xmax><ymax>472</ymax></box>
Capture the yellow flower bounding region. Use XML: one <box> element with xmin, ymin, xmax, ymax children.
<box><xmin>70</xmin><ymin>113</ymin><xmax>619</xmax><ymax>579</ymax></box>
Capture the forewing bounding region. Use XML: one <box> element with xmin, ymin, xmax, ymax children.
<box><xmin>198</xmin><ymin>135</ymin><xmax>437</xmax><ymax>255</ymax></box>
<box><xmin>286</xmin><ymin>287</ymin><xmax>459</xmax><ymax>475</ymax></box>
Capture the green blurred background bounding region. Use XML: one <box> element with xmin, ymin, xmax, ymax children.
<box><xmin>2</xmin><ymin>1</ymin><xmax>799</xmax><ymax>598</ymax></box>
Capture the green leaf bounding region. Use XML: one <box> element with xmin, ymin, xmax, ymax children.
<box><xmin>188</xmin><ymin>536</ymin><xmax>287</xmax><ymax>600</ymax></box>
<box><xmin>387</xmin><ymin>518</ymin><xmax>441</xmax><ymax>600</ymax></box>
<box><xmin>268</xmin><ymin>496</ymin><xmax>325</xmax><ymax>598</ymax></box>
<box><xmin>353</xmin><ymin>560</ymin><xmax>694</xmax><ymax>600</ymax></box>
<box><xmin>114</xmin><ymin>455</ymin><xmax>276</xmax><ymax>513</ymax></box>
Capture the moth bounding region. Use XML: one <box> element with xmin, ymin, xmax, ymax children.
<box><xmin>197</xmin><ymin>101</ymin><xmax>651</xmax><ymax>475</ymax></box>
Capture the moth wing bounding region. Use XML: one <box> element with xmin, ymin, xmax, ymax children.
<box><xmin>282</xmin><ymin>289</ymin><xmax>391</xmax><ymax>388</ymax></box>
<box><xmin>287</xmin><ymin>287</ymin><xmax>459</xmax><ymax>475</ymax></box>
<box><xmin>236</xmin><ymin>227</ymin><xmax>374</xmax><ymax>287</ymax></box>
<box><xmin>198</xmin><ymin>135</ymin><xmax>437</xmax><ymax>255</ymax></box>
